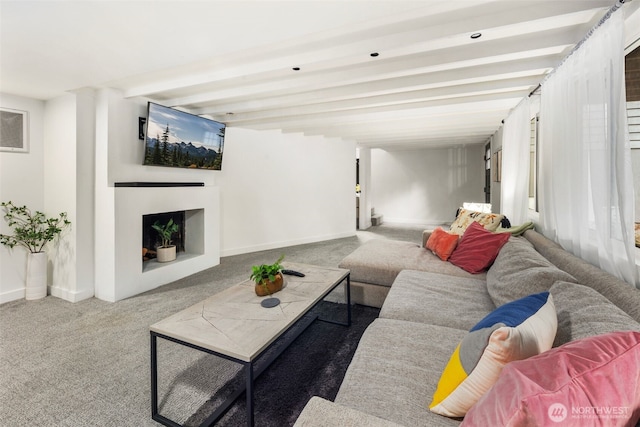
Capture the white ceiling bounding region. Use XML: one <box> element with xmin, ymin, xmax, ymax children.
<box><xmin>0</xmin><ymin>0</ymin><xmax>620</xmax><ymax>149</ymax></box>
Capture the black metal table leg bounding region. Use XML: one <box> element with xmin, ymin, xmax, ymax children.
<box><xmin>346</xmin><ymin>274</ymin><xmax>352</xmax><ymax>326</ymax></box>
<box><xmin>152</xmin><ymin>332</ymin><xmax>182</xmax><ymax>427</ymax></box>
<box><xmin>317</xmin><ymin>274</ymin><xmax>352</xmax><ymax>327</ymax></box>
<box><xmin>151</xmin><ymin>333</ymin><xmax>158</xmax><ymax>419</ymax></box>
<box><xmin>246</xmin><ymin>362</ymin><xmax>254</xmax><ymax>427</ymax></box>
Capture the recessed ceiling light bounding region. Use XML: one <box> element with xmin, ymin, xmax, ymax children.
<box><xmin>470</xmin><ymin>33</ymin><xmax>482</xmax><ymax>39</ymax></box>
<box><xmin>370</xmin><ymin>52</ymin><xmax>379</xmax><ymax>57</ymax></box>
<box><xmin>292</xmin><ymin>67</ymin><xmax>300</xmax><ymax>71</ymax></box>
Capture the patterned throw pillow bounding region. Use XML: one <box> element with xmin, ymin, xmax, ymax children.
<box><xmin>462</xmin><ymin>331</ymin><xmax>640</xmax><ymax>426</ymax></box>
<box><xmin>425</xmin><ymin>227</ymin><xmax>459</xmax><ymax>261</ymax></box>
<box><xmin>449</xmin><ymin>208</ymin><xmax>505</xmax><ymax>236</ymax></box>
<box><xmin>429</xmin><ymin>292</ymin><xmax>557</xmax><ymax>418</ymax></box>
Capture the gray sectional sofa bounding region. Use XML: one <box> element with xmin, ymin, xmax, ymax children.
<box><xmin>294</xmin><ymin>229</ymin><xmax>640</xmax><ymax>426</ymax></box>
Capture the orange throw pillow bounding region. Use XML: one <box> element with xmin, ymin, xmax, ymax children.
<box><xmin>426</xmin><ymin>227</ymin><xmax>459</xmax><ymax>261</ymax></box>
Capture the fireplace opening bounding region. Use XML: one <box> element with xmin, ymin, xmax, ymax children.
<box><xmin>142</xmin><ymin>211</ymin><xmax>186</xmax><ymax>262</ymax></box>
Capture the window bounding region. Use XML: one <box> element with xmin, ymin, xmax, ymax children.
<box><xmin>528</xmin><ymin>116</ymin><xmax>538</xmax><ymax>212</ymax></box>
<box><xmin>625</xmin><ymin>44</ymin><xmax>640</xmax><ymax>230</ymax></box>
<box><xmin>484</xmin><ymin>143</ymin><xmax>491</xmax><ymax>203</ymax></box>
<box><xmin>629</xmin><ymin>101</ymin><xmax>640</xmax><ymax>148</ymax></box>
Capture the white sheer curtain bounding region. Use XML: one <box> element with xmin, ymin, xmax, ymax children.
<box><xmin>501</xmin><ymin>97</ymin><xmax>531</xmax><ymax>224</ymax></box>
<box><xmin>539</xmin><ymin>9</ymin><xmax>638</xmax><ymax>287</ymax></box>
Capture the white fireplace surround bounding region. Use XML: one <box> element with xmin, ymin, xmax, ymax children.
<box><xmin>104</xmin><ymin>185</ymin><xmax>220</xmax><ymax>302</ymax></box>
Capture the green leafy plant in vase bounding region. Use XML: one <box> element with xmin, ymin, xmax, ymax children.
<box><xmin>0</xmin><ymin>201</ymin><xmax>70</xmax><ymax>253</ymax></box>
<box><xmin>250</xmin><ymin>254</ymin><xmax>285</xmax><ymax>298</ymax></box>
<box><xmin>152</xmin><ymin>218</ymin><xmax>179</xmax><ymax>262</ymax></box>
<box><xmin>0</xmin><ymin>201</ymin><xmax>71</xmax><ymax>300</ymax></box>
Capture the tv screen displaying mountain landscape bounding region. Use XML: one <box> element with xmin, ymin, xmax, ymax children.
<box><xmin>144</xmin><ymin>102</ymin><xmax>225</xmax><ymax>170</ymax></box>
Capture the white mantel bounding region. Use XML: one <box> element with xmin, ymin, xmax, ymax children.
<box><xmin>96</xmin><ymin>184</ymin><xmax>220</xmax><ymax>302</ymax></box>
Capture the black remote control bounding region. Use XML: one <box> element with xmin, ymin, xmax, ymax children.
<box><xmin>281</xmin><ymin>269</ymin><xmax>305</xmax><ymax>277</ymax></box>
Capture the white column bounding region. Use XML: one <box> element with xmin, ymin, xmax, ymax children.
<box><xmin>357</xmin><ymin>147</ymin><xmax>372</xmax><ymax>230</ymax></box>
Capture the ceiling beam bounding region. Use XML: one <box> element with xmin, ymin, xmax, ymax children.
<box><xmin>357</xmin><ymin>136</ymin><xmax>491</xmax><ymax>149</ymax></box>
<box><xmin>225</xmin><ymin>92</ymin><xmax>524</xmax><ymax>129</ymax></box>
<box><xmin>200</xmin><ymin>76</ymin><xmax>540</xmax><ymax>123</ymax></box>
<box><xmin>122</xmin><ymin>1</ymin><xmax>607</xmax><ymax>99</ymax></box>
<box><xmin>185</xmin><ymin>57</ymin><xmax>556</xmax><ymax>125</ymax></box>
<box><xmin>174</xmin><ymin>27</ymin><xmax>575</xmax><ymax>111</ymax></box>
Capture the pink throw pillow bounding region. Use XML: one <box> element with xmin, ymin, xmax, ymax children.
<box><xmin>462</xmin><ymin>331</ymin><xmax>640</xmax><ymax>427</ymax></box>
<box><xmin>448</xmin><ymin>222</ymin><xmax>509</xmax><ymax>274</ymax></box>
<box><xmin>426</xmin><ymin>227</ymin><xmax>459</xmax><ymax>261</ymax></box>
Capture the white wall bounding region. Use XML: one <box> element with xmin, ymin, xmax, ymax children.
<box><xmin>0</xmin><ymin>93</ymin><xmax>45</xmax><ymax>303</ymax></box>
<box><xmin>98</xmin><ymin>89</ymin><xmax>355</xmax><ymax>257</ymax></box>
<box><xmin>220</xmin><ymin>127</ymin><xmax>355</xmax><ymax>256</ymax></box>
<box><xmin>94</xmin><ymin>89</ymin><xmax>116</xmax><ymax>301</ymax></box>
<box><xmin>42</xmin><ymin>89</ymin><xmax>97</xmax><ymax>302</ymax></box>
<box><xmin>74</xmin><ymin>89</ymin><xmax>97</xmax><ymax>301</ymax></box>
<box><xmin>370</xmin><ymin>145</ymin><xmax>485</xmax><ymax>226</ymax></box>
<box><xmin>0</xmin><ymin>88</ymin><xmax>357</xmax><ymax>303</ymax></box>
<box><xmin>90</xmin><ymin>89</ymin><xmax>355</xmax><ymax>299</ymax></box>
<box><xmin>43</xmin><ymin>94</ymin><xmax>78</xmax><ymax>300</ymax></box>
<box><xmin>1</xmin><ymin>91</ymin><xmax>98</xmax><ymax>303</ymax></box>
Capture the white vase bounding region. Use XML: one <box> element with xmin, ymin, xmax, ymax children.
<box><xmin>25</xmin><ymin>252</ymin><xmax>47</xmax><ymax>300</ymax></box>
<box><xmin>156</xmin><ymin>246</ymin><xmax>176</xmax><ymax>263</ymax></box>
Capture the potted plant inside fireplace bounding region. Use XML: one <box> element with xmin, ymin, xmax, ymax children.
<box><xmin>152</xmin><ymin>219</ymin><xmax>179</xmax><ymax>263</ymax></box>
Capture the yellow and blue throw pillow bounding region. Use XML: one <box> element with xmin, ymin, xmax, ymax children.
<box><xmin>429</xmin><ymin>292</ymin><xmax>557</xmax><ymax>418</ymax></box>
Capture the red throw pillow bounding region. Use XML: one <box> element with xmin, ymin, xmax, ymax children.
<box><xmin>448</xmin><ymin>222</ymin><xmax>510</xmax><ymax>273</ymax></box>
<box><xmin>426</xmin><ymin>227</ymin><xmax>459</xmax><ymax>261</ymax></box>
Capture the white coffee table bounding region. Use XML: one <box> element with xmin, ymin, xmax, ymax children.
<box><xmin>150</xmin><ymin>262</ymin><xmax>351</xmax><ymax>427</ymax></box>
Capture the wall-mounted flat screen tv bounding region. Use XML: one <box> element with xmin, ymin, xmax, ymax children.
<box><xmin>144</xmin><ymin>102</ymin><xmax>225</xmax><ymax>170</ymax></box>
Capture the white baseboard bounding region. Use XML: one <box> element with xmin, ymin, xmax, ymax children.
<box><xmin>381</xmin><ymin>218</ymin><xmax>450</xmax><ymax>228</ymax></box>
<box><xmin>221</xmin><ymin>231</ymin><xmax>356</xmax><ymax>257</ymax></box>
<box><xmin>0</xmin><ymin>288</ymin><xmax>25</xmax><ymax>304</ymax></box>
<box><xmin>49</xmin><ymin>286</ymin><xmax>94</xmax><ymax>303</ymax></box>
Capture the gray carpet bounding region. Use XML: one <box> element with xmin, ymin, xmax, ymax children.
<box><xmin>0</xmin><ymin>224</ymin><xmax>423</xmax><ymax>427</ymax></box>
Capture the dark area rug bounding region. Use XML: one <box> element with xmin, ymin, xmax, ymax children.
<box><xmin>184</xmin><ymin>301</ymin><xmax>379</xmax><ymax>427</ymax></box>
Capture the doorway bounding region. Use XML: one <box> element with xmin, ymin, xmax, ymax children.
<box><xmin>484</xmin><ymin>142</ymin><xmax>491</xmax><ymax>203</ymax></box>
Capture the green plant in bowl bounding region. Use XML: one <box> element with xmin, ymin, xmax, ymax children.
<box><xmin>250</xmin><ymin>254</ymin><xmax>285</xmax><ymax>298</ymax></box>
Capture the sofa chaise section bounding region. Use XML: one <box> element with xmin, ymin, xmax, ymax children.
<box><xmin>339</xmin><ymin>239</ymin><xmax>484</xmax><ymax>308</ymax></box>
